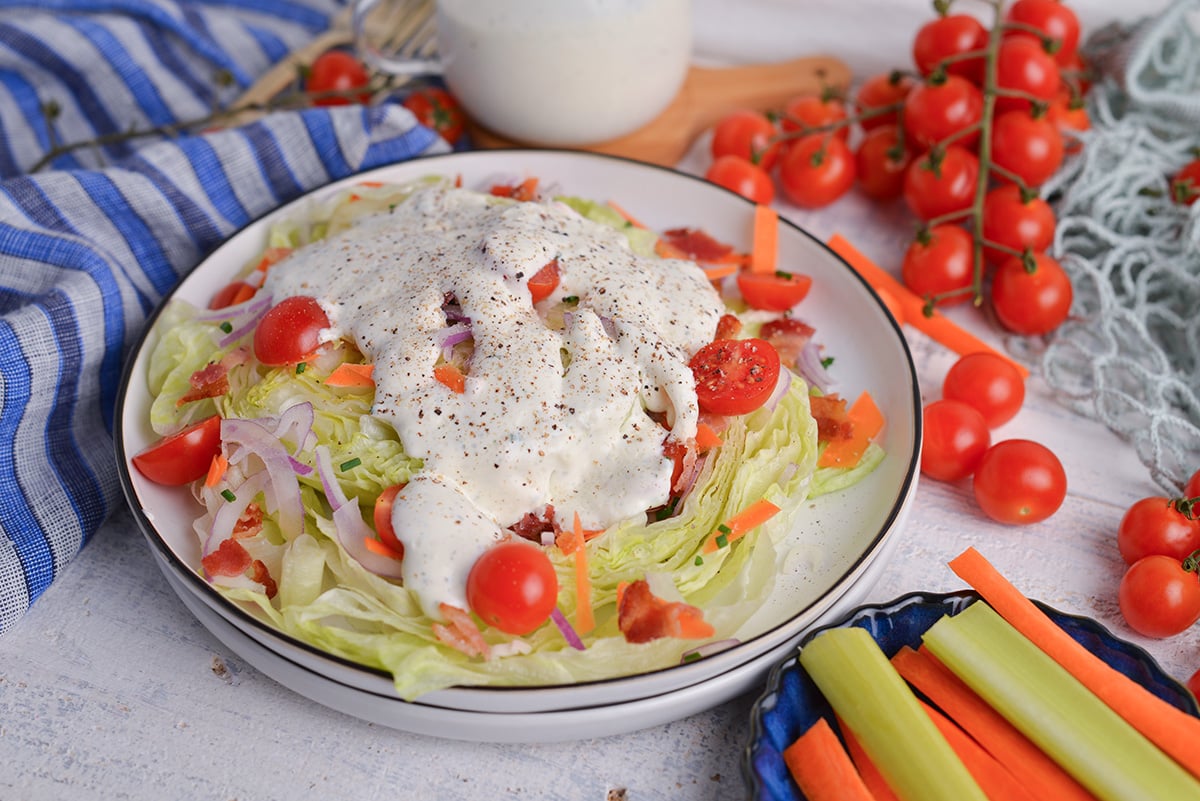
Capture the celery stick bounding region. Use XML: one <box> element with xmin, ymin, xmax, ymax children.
<box><xmin>798</xmin><ymin>626</ymin><xmax>989</xmax><ymax>801</ymax></box>
<box><xmin>922</xmin><ymin>601</ymin><xmax>1200</xmax><ymax>801</ymax></box>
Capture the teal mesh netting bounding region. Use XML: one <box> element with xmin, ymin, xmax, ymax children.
<box><xmin>1013</xmin><ymin>0</ymin><xmax>1200</xmax><ymax>493</ymax></box>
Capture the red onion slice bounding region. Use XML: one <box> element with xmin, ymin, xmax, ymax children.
<box><xmin>202</xmin><ymin>470</ymin><xmax>269</xmax><ymax>558</ymax></box>
<box><xmin>314</xmin><ymin>445</ymin><xmax>405</xmax><ymax>580</ymax></box>
<box><xmin>550</xmin><ymin>608</ymin><xmax>586</xmax><ymax>650</ymax></box>
<box><xmin>795</xmin><ymin>339</ymin><xmax>835</xmax><ymax>394</ymax></box>
<box><xmin>221</xmin><ymin>417</ymin><xmax>306</xmax><ymax>541</ymax></box>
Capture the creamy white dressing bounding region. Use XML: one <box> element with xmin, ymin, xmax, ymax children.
<box><xmin>263</xmin><ymin>185</ymin><xmax>724</xmax><ymax>616</ymax></box>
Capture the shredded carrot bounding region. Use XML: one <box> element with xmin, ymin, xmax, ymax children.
<box><xmin>204</xmin><ymin>453</ymin><xmax>228</xmax><ymax>488</ymax></box>
<box><xmin>606</xmin><ymin>199</ymin><xmax>648</xmax><ymax>229</ymax></box>
<box><xmin>702</xmin><ymin>498</ymin><xmax>782</xmax><ymax>553</ymax></box>
<box><xmin>572</xmin><ymin>512</ymin><xmax>595</xmax><ymax>635</ymax></box>
<box><xmin>892</xmin><ymin>645</ymin><xmax>1097</xmax><ymax>801</ymax></box>
<box><xmin>949</xmin><ymin>546</ymin><xmax>1200</xmax><ymax>780</ymax></box>
<box><xmin>254</xmin><ymin>246</ymin><xmax>292</xmax><ymax>275</ymax></box>
<box><xmin>362</xmin><ymin>536</ymin><xmax>403</xmax><ymax>560</ymax></box>
<box><xmin>433</xmin><ymin>363</ymin><xmax>466</xmax><ymax>394</ymax></box>
<box><xmin>782</xmin><ymin>718</ymin><xmax>878</xmax><ymax>801</ymax></box>
<box><xmin>837</xmin><ymin>717</ymin><xmax>901</xmax><ymax>801</ymax></box>
<box><xmin>750</xmin><ymin>204</ymin><xmax>779</xmax><ymax>274</ymax></box>
<box><xmin>817</xmin><ymin>390</ymin><xmax>885</xmax><ymax>469</ymax></box>
<box><xmin>918</xmin><ymin>699</ymin><xmax>1038</xmax><ymax>801</ymax></box>
<box><xmin>229</xmin><ymin>282</ymin><xmax>257</xmax><ymax>306</ymax></box>
<box><xmin>826</xmin><ymin>234</ymin><xmax>1030</xmax><ymax>379</ymax></box>
<box><xmin>701</xmin><ymin>263</ymin><xmax>739</xmax><ymax>282</ymax></box>
<box><xmin>694</xmin><ymin>422</ymin><xmax>724</xmax><ymax>451</ymax></box>
<box><xmin>324</xmin><ymin>362</ymin><xmax>375</xmax><ymax>388</ymax></box>
<box><xmin>357</xmin><ymin>180</ymin><xmax>384</xmax><ymax>188</ymax></box>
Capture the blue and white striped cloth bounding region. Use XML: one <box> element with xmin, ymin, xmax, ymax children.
<box><xmin>0</xmin><ymin>0</ymin><xmax>446</xmax><ymax>634</ymax></box>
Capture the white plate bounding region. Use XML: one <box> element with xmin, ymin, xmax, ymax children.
<box><xmin>116</xmin><ymin>150</ymin><xmax>921</xmax><ymax>738</ymax></box>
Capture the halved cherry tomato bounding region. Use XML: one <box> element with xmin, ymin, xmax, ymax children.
<box><xmin>373</xmin><ymin>484</ymin><xmax>406</xmax><ymax>555</ymax></box>
<box><xmin>253</xmin><ymin>296</ymin><xmax>330</xmax><ymax>366</ymax></box>
<box><xmin>689</xmin><ymin>338</ymin><xmax>781</xmax><ymax>416</ymax></box>
<box><xmin>466</xmin><ymin>541</ymin><xmax>558</xmax><ymax>635</ymax></box>
<box><xmin>736</xmin><ymin>270</ymin><xmax>813</xmax><ymax>312</ymax></box>
<box><xmin>208</xmin><ymin>280</ymin><xmax>256</xmax><ymax>310</ymax></box>
<box><xmin>527</xmin><ymin>258</ymin><xmax>561</xmax><ymax>304</ymax></box>
<box><xmin>131</xmin><ymin>415</ymin><xmax>222</xmax><ymax>486</ymax></box>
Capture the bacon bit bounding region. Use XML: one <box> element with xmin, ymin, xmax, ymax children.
<box><xmin>715</xmin><ymin>313</ymin><xmax>743</xmax><ymax>340</ymax></box>
<box><xmin>761</xmin><ymin>317</ymin><xmax>816</xmax><ymax>368</ymax></box>
<box><xmin>617</xmin><ymin>579</ymin><xmax>715</xmax><ymax>644</ymax></box>
<box><xmin>177</xmin><ymin>362</ymin><xmax>230</xmax><ymax>407</ymax></box>
<box><xmin>511</xmin><ymin>505</ymin><xmax>559</xmax><ymax>543</ymax></box>
<box><xmin>201</xmin><ymin>538</ymin><xmax>252</xmax><ymax>578</ymax></box>
<box><xmin>810</xmin><ymin>394</ymin><xmax>854</xmax><ymax>442</ymax></box>
<box><xmin>662</xmin><ymin>437</ymin><xmax>699</xmax><ymax>495</ymax></box>
<box><xmin>204</xmin><ymin>453</ymin><xmax>229</xmax><ymax>488</ymax></box>
<box><xmin>817</xmin><ymin>391</ymin><xmax>885</xmax><ymax>469</ymax></box>
<box><xmin>695</xmin><ymin>422</ymin><xmax>724</xmax><ymax>451</ymax></box>
<box><xmin>433</xmin><ymin>603</ymin><xmax>490</xmax><ymax>659</ymax></box>
<box><xmin>661</xmin><ymin>227</ymin><xmax>741</xmax><ymax>264</ymax></box>
<box><xmin>490</xmin><ymin>176</ymin><xmax>539</xmax><ymax>201</ymax></box>
<box><xmin>231</xmin><ymin>502</ymin><xmax>264</xmax><ymax>540</ymax></box>
<box><xmin>249</xmin><ymin>559</ymin><xmax>278</xmax><ymax>599</ymax></box>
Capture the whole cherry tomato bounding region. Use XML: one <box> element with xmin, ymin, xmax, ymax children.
<box><xmin>942</xmin><ymin>351</ymin><xmax>1026</xmax><ymax>428</ymax></box>
<box><xmin>921</xmin><ymin>399</ymin><xmax>991</xmax><ymax>482</ymax></box>
<box><xmin>305</xmin><ymin>50</ymin><xmax>371</xmax><ymax>106</ymax></box>
<box><xmin>990</xmin><ymin>110</ymin><xmax>1064</xmax><ymax>187</ymax></box>
<box><xmin>778</xmin><ymin>134</ymin><xmax>855</xmax><ymax>209</ymax></box>
<box><xmin>705</xmin><ymin>154</ymin><xmax>775</xmax><ymax>205</ymax></box>
<box><xmin>854</xmin><ymin>71</ymin><xmax>915</xmax><ymax>132</ymax></box>
<box><xmin>981</xmin><ymin>184</ymin><xmax>1056</xmax><ymax>266</ymax></box>
<box><xmin>402</xmin><ymin>86</ymin><xmax>467</xmax><ymax>145</ymax></box>
<box><xmin>780</xmin><ymin>94</ymin><xmax>849</xmax><ymax>141</ymax></box>
<box><xmin>854</xmin><ymin>125</ymin><xmax>913</xmax><ymax>201</ymax></box>
<box><xmin>973</xmin><ymin>439</ymin><xmax>1067</xmax><ymax>524</ymax></box>
<box><xmin>1172</xmin><ymin>159</ymin><xmax>1200</xmax><ymax>205</ymax></box>
<box><xmin>1119</xmin><ymin>554</ymin><xmax>1200</xmax><ymax>638</ymax></box>
<box><xmin>900</xmin><ymin>224</ymin><xmax>975</xmax><ymax>306</ymax></box>
<box><xmin>903</xmin><ymin>145</ymin><xmax>979</xmax><ymax>221</ymax></box>
<box><xmin>710</xmin><ymin>109</ymin><xmax>782</xmax><ymax>170</ymax></box>
<box><xmin>1117</xmin><ymin>496</ymin><xmax>1200</xmax><ymax>565</ymax></box>
<box><xmin>903</xmin><ymin>75</ymin><xmax>984</xmax><ymax>151</ymax></box>
<box><xmin>994</xmin><ymin>34</ymin><xmax>1061</xmax><ymax>114</ymax></box>
<box><xmin>990</xmin><ymin>252</ymin><xmax>1072</xmax><ymax>335</ymax></box>
<box><xmin>912</xmin><ymin>14</ymin><xmax>989</xmax><ymax>83</ymax></box>
<box><xmin>467</xmin><ymin>541</ymin><xmax>558</xmax><ymax>635</ymax></box>
<box><xmin>1006</xmin><ymin>0</ymin><xmax>1082</xmax><ymax>66</ymax></box>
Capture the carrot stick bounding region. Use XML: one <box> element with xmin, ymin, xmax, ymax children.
<box><xmin>817</xmin><ymin>390</ymin><xmax>885</xmax><ymax>469</ymax></box>
<box><xmin>362</xmin><ymin>536</ymin><xmax>403</xmax><ymax>560</ymax></box>
<box><xmin>204</xmin><ymin>453</ymin><xmax>228</xmax><ymax>488</ymax></box>
<box><xmin>918</xmin><ymin>699</ymin><xmax>1038</xmax><ymax>801</ymax></box>
<box><xmin>606</xmin><ymin>199</ymin><xmax>648</xmax><ymax>229</ymax></box>
<box><xmin>750</xmin><ymin>204</ymin><xmax>778</xmax><ymax>274</ymax></box>
<box><xmin>694</xmin><ymin>422</ymin><xmax>724</xmax><ymax>450</ymax></box>
<box><xmin>572</xmin><ymin>512</ymin><xmax>595</xmax><ymax>635</ymax></box>
<box><xmin>433</xmin><ymin>363</ymin><xmax>466</xmax><ymax>394</ymax></box>
<box><xmin>949</xmin><ymin>546</ymin><xmax>1200</xmax><ymax>780</ymax></box>
<box><xmin>325</xmin><ymin>362</ymin><xmax>375</xmax><ymax>388</ymax></box>
<box><xmin>826</xmin><ymin>234</ymin><xmax>1029</xmax><ymax>379</ymax></box>
<box><xmin>892</xmin><ymin>645</ymin><xmax>1098</xmax><ymax>801</ymax></box>
<box><xmin>701</xmin><ymin>498</ymin><xmax>781</xmax><ymax>553</ymax></box>
<box><xmin>701</xmin><ymin>263</ymin><xmax>739</xmax><ymax>282</ymax></box>
<box><xmin>783</xmin><ymin>718</ymin><xmax>878</xmax><ymax>801</ymax></box>
<box><xmin>836</xmin><ymin>716</ymin><xmax>901</xmax><ymax>801</ymax></box>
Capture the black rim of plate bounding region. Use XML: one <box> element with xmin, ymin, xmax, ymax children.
<box><xmin>113</xmin><ymin>148</ymin><xmax>924</xmax><ymax>699</ymax></box>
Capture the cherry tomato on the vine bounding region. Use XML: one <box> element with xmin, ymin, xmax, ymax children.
<box><xmin>705</xmin><ymin>154</ymin><xmax>775</xmax><ymax>205</ymax></box>
<box><xmin>780</xmin><ymin>94</ymin><xmax>849</xmax><ymax>141</ymax></box>
<box><xmin>710</xmin><ymin>109</ymin><xmax>782</xmax><ymax>170</ymax></box>
<box><xmin>736</xmin><ymin>270</ymin><xmax>813</xmax><ymax>312</ymax></box>
<box><xmin>990</xmin><ymin>252</ymin><xmax>1072</xmax><ymax>335</ymax></box>
<box><xmin>921</xmin><ymin>399</ymin><xmax>991</xmax><ymax>482</ymax></box>
<box><xmin>466</xmin><ymin>541</ymin><xmax>558</xmax><ymax>635</ymax></box>
<box><xmin>903</xmin><ymin>75</ymin><xmax>983</xmax><ymax>151</ymax></box>
<box><xmin>901</xmin><ymin>224</ymin><xmax>975</xmax><ymax>306</ymax></box>
<box><xmin>1006</xmin><ymin>0</ymin><xmax>1082</xmax><ymax>66</ymax></box>
<box><xmin>131</xmin><ymin>415</ymin><xmax>223</xmax><ymax>486</ymax></box>
<box><xmin>1186</xmin><ymin>468</ymin><xmax>1200</xmax><ymax>499</ymax></box>
<box><xmin>994</xmin><ymin>34</ymin><xmax>1061</xmax><ymax>114</ymax></box>
<box><xmin>942</xmin><ymin>351</ymin><xmax>1026</xmax><ymax>429</ymax></box>
<box><xmin>854</xmin><ymin>125</ymin><xmax>913</xmax><ymax>201</ymax></box>
<box><xmin>854</xmin><ymin>71</ymin><xmax>915</xmax><ymax>132</ymax></box>
<box><xmin>990</xmin><ymin>110</ymin><xmax>1064</xmax><ymax>188</ymax></box>
<box><xmin>1172</xmin><ymin>159</ymin><xmax>1200</xmax><ymax>206</ymax></box>
<box><xmin>778</xmin><ymin>134</ymin><xmax>855</xmax><ymax>209</ymax></box>
<box><xmin>981</xmin><ymin>184</ymin><xmax>1056</xmax><ymax>266</ymax></box>
<box><xmin>973</xmin><ymin>439</ymin><xmax>1067</xmax><ymax>524</ymax></box>
<box><xmin>903</xmin><ymin>144</ymin><xmax>979</xmax><ymax>221</ymax></box>
<box><xmin>305</xmin><ymin>50</ymin><xmax>371</xmax><ymax>106</ymax></box>
<box><xmin>1117</xmin><ymin>497</ymin><xmax>1200</xmax><ymax>565</ymax></box>
<box><xmin>1118</xmin><ymin>554</ymin><xmax>1200</xmax><ymax>638</ymax></box>
<box><xmin>253</xmin><ymin>295</ymin><xmax>331</xmax><ymax>366</ymax></box>
<box><xmin>402</xmin><ymin>86</ymin><xmax>467</xmax><ymax>146</ymax></box>
<box><xmin>911</xmin><ymin>13</ymin><xmax>988</xmax><ymax>83</ymax></box>
<box><xmin>689</xmin><ymin>337</ymin><xmax>781</xmax><ymax>416</ymax></box>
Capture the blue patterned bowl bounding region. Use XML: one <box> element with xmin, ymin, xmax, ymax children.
<box><xmin>743</xmin><ymin>590</ymin><xmax>1200</xmax><ymax>801</ymax></box>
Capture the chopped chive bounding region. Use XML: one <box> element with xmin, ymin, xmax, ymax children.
<box><xmin>295</xmin><ymin>362</ymin><xmax>307</xmax><ymax>374</ymax></box>
<box><xmin>563</xmin><ymin>295</ymin><xmax>580</xmax><ymax>305</ymax></box>
<box><xmin>717</xmin><ymin>523</ymin><xmax>732</xmax><ymax>535</ymax></box>
<box><xmin>694</xmin><ymin>555</ymin><xmax>704</xmax><ymax>566</ymax></box>
<box><xmin>339</xmin><ymin>457</ymin><xmax>362</xmax><ymax>471</ymax></box>
<box><xmin>218</xmin><ymin>321</ymin><xmax>233</xmax><ymax>334</ymax></box>
<box><xmin>682</xmin><ymin>651</ymin><xmax>702</xmax><ymax>663</ymax></box>
<box><xmin>715</xmin><ymin>532</ymin><xmax>729</xmax><ymax>549</ymax></box>
<box><xmin>821</xmin><ymin>356</ymin><xmax>835</xmax><ymax>369</ymax></box>
<box><xmin>220</xmin><ymin>489</ymin><xmax>236</xmax><ymax>502</ymax></box>
<box><xmin>775</xmin><ymin>269</ymin><xmax>794</xmax><ymax>280</ymax></box>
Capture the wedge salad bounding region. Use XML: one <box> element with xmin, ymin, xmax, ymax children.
<box><xmin>131</xmin><ymin>174</ymin><xmax>885</xmax><ymax>699</ymax></box>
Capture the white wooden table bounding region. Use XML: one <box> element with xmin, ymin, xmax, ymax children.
<box><xmin>1</xmin><ymin>3</ymin><xmax>1190</xmax><ymax>799</ymax></box>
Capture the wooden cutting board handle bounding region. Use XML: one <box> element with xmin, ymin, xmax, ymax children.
<box><xmin>470</xmin><ymin>54</ymin><xmax>852</xmax><ymax>166</ymax></box>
